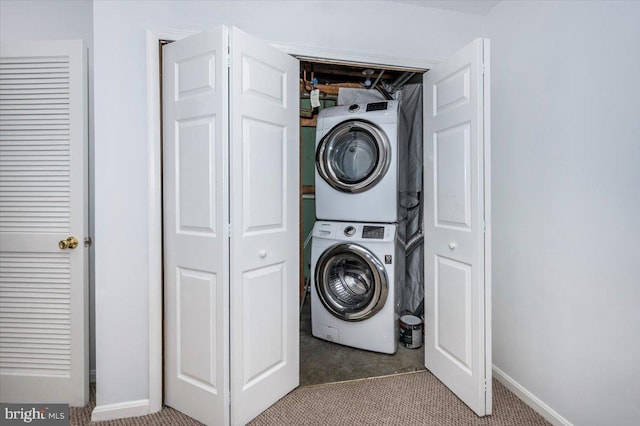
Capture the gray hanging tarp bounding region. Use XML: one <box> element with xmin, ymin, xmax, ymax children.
<box><xmin>397</xmin><ymin>83</ymin><xmax>423</xmax><ymax>193</ymax></box>
<box><xmin>399</xmin><ymin>192</ymin><xmax>424</xmax><ymax>313</ymax></box>
<box><xmin>398</xmin><ymin>83</ymin><xmax>424</xmax><ymax>313</ymax></box>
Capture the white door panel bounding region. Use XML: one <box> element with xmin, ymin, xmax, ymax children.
<box><xmin>163</xmin><ymin>26</ymin><xmax>299</xmax><ymax>425</ymax></box>
<box><xmin>424</xmin><ymin>38</ymin><xmax>491</xmax><ymax>416</ymax></box>
<box><xmin>0</xmin><ymin>40</ymin><xmax>89</xmax><ymax>406</ymax></box>
<box><xmin>163</xmin><ymin>28</ymin><xmax>229</xmax><ymax>426</ymax></box>
<box><xmin>229</xmin><ymin>27</ymin><xmax>299</xmax><ymax>426</ymax></box>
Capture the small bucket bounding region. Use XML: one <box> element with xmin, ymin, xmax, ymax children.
<box><xmin>399</xmin><ymin>315</ymin><xmax>423</xmax><ymax>349</ymax></box>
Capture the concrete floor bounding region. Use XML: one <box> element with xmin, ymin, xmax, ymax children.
<box><xmin>300</xmin><ymin>294</ymin><xmax>425</xmax><ymax>387</ymax></box>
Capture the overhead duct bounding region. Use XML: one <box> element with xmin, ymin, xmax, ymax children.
<box><xmin>375</xmin><ymin>85</ymin><xmax>394</xmax><ymax>100</ymax></box>
<box><xmin>387</xmin><ymin>72</ymin><xmax>416</xmax><ymax>94</ymax></box>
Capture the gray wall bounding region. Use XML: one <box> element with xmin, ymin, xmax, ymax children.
<box><xmin>484</xmin><ymin>1</ymin><xmax>640</xmax><ymax>424</ymax></box>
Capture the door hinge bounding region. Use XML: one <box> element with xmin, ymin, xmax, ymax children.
<box><xmin>226</xmin><ymin>55</ymin><xmax>231</xmax><ymax>68</ymax></box>
<box><xmin>482</xmin><ymin>64</ymin><xmax>485</xmax><ymax>75</ymax></box>
<box><xmin>482</xmin><ymin>221</ymin><xmax>486</xmax><ymax>234</ymax></box>
<box><xmin>225</xmin><ymin>224</ymin><xmax>231</xmax><ymax>237</ymax></box>
<box><xmin>84</xmin><ymin>236</ymin><xmax>93</xmax><ymax>248</ymax></box>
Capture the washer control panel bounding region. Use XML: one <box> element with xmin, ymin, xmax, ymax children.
<box><xmin>362</xmin><ymin>225</ymin><xmax>385</xmax><ymax>239</ymax></box>
<box><xmin>344</xmin><ymin>226</ymin><xmax>356</xmax><ymax>237</ymax></box>
<box><xmin>313</xmin><ymin>221</ymin><xmax>396</xmax><ymax>242</ymax></box>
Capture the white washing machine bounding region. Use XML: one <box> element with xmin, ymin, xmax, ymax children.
<box><xmin>310</xmin><ymin>221</ymin><xmax>402</xmax><ymax>354</ymax></box>
<box><xmin>315</xmin><ymin>100</ymin><xmax>400</xmax><ymax>223</ymax></box>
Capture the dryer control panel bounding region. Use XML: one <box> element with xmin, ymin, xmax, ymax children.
<box><xmin>316</xmin><ymin>100</ymin><xmax>398</xmax><ymax>127</ymax></box>
<box><xmin>366</xmin><ymin>101</ymin><xmax>388</xmax><ymax>112</ymax></box>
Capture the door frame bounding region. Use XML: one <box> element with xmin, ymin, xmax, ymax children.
<box><xmin>145</xmin><ymin>27</ymin><xmax>439</xmax><ymax>414</ymax></box>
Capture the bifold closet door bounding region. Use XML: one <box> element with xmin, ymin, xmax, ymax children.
<box><xmin>228</xmin><ymin>27</ymin><xmax>300</xmax><ymax>426</ymax></box>
<box><xmin>163</xmin><ymin>29</ymin><xmax>230</xmax><ymax>426</ymax></box>
<box><xmin>423</xmin><ymin>38</ymin><xmax>492</xmax><ymax>416</ymax></box>
<box><xmin>163</xmin><ymin>26</ymin><xmax>299</xmax><ymax>426</ymax></box>
<box><xmin>0</xmin><ymin>40</ymin><xmax>89</xmax><ymax>406</ymax></box>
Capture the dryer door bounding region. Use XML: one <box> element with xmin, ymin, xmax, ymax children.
<box><xmin>316</xmin><ymin>120</ymin><xmax>390</xmax><ymax>193</ymax></box>
<box><xmin>315</xmin><ymin>243</ymin><xmax>388</xmax><ymax>321</ymax></box>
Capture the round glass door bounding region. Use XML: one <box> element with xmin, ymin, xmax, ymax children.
<box><xmin>316</xmin><ymin>120</ymin><xmax>391</xmax><ymax>193</ymax></box>
<box><xmin>315</xmin><ymin>243</ymin><xmax>388</xmax><ymax>321</ymax></box>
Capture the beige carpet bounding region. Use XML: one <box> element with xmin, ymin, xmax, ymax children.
<box><xmin>250</xmin><ymin>371</ymin><xmax>550</xmax><ymax>426</ymax></box>
<box><xmin>73</xmin><ymin>371</ymin><xmax>550</xmax><ymax>425</ymax></box>
<box><xmin>70</xmin><ymin>384</ymin><xmax>202</xmax><ymax>426</ymax></box>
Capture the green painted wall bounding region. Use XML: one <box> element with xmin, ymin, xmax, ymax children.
<box><xmin>301</xmin><ymin>98</ymin><xmax>336</xmax><ymax>281</ymax></box>
<box><xmin>300</xmin><ymin>125</ymin><xmax>316</xmax><ymax>187</ymax></box>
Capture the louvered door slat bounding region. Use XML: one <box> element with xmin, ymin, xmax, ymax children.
<box><xmin>0</xmin><ymin>40</ymin><xmax>87</xmax><ymax>405</ymax></box>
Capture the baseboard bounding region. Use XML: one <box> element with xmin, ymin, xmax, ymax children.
<box><xmin>493</xmin><ymin>366</ymin><xmax>572</xmax><ymax>426</ymax></box>
<box><xmin>91</xmin><ymin>399</ymin><xmax>150</xmax><ymax>422</ymax></box>
<box><xmin>90</xmin><ymin>369</ymin><xmax>96</xmax><ymax>384</ymax></box>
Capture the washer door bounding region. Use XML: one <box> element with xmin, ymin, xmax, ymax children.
<box><xmin>315</xmin><ymin>243</ymin><xmax>388</xmax><ymax>322</ymax></box>
<box><xmin>316</xmin><ymin>119</ymin><xmax>391</xmax><ymax>193</ymax></box>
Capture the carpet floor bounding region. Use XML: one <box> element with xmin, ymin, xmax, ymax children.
<box><xmin>72</xmin><ymin>372</ymin><xmax>550</xmax><ymax>425</ymax></box>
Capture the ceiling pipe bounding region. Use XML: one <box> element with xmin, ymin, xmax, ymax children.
<box><xmin>370</xmin><ymin>70</ymin><xmax>385</xmax><ymax>90</ymax></box>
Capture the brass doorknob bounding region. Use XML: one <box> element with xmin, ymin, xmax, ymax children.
<box><xmin>59</xmin><ymin>236</ymin><xmax>79</xmax><ymax>250</ymax></box>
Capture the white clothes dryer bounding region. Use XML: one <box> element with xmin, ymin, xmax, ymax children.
<box><xmin>310</xmin><ymin>221</ymin><xmax>403</xmax><ymax>354</ymax></box>
<box><xmin>315</xmin><ymin>100</ymin><xmax>401</xmax><ymax>223</ymax></box>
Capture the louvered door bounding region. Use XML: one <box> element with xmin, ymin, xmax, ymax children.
<box><xmin>0</xmin><ymin>40</ymin><xmax>88</xmax><ymax>406</ymax></box>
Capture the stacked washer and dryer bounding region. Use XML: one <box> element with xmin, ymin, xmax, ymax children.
<box><xmin>310</xmin><ymin>100</ymin><xmax>405</xmax><ymax>354</ymax></box>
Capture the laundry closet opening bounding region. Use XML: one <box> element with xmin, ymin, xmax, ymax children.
<box><xmin>157</xmin><ymin>30</ymin><xmax>491</xmax><ymax>423</ymax></box>
<box><xmin>297</xmin><ymin>59</ymin><xmax>427</xmax><ymax>386</ymax></box>
<box><xmin>158</xmin><ymin>38</ymin><xmax>428</xmax><ymax>394</ymax></box>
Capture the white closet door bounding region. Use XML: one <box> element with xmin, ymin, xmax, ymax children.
<box><xmin>163</xmin><ymin>29</ymin><xmax>230</xmax><ymax>425</ymax></box>
<box><xmin>229</xmin><ymin>27</ymin><xmax>299</xmax><ymax>426</ymax></box>
<box><xmin>0</xmin><ymin>40</ymin><xmax>89</xmax><ymax>406</ymax></box>
<box><xmin>423</xmin><ymin>38</ymin><xmax>492</xmax><ymax>416</ymax></box>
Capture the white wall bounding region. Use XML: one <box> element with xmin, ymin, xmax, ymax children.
<box><xmin>485</xmin><ymin>1</ymin><xmax>640</xmax><ymax>425</ymax></box>
<box><xmin>0</xmin><ymin>0</ymin><xmax>96</xmax><ymax>376</ymax></box>
<box><xmin>91</xmin><ymin>0</ymin><xmax>483</xmax><ymax>408</ymax></box>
